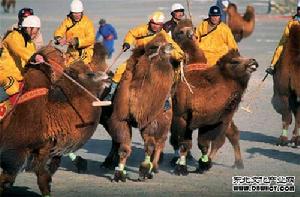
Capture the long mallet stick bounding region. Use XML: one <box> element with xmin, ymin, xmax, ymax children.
<box><xmin>43</xmin><ymin>61</ymin><xmax>111</xmax><ymax>107</ymax></box>
<box><xmin>105</xmin><ymin>49</ymin><xmax>124</xmax><ymax>73</ymax></box>
<box><xmin>241</xmin><ymin>73</ymin><xmax>269</xmax><ymax>113</ymax></box>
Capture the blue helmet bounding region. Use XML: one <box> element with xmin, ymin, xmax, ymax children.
<box><xmin>208</xmin><ymin>5</ymin><xmax>221</xmax><ymax>16</ymax></box>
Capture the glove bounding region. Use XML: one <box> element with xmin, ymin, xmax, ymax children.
<box><xmin>122</xmin><ymin>42</ymin><xmax>130</xmax><ymax>52</ymax></box>
<box><xmin>265</xmin><ymin>67</ymin><xmax>275</xmax><ymax>75</ymax></box>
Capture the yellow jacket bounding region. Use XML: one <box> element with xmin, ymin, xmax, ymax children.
<box><xmin>270</xmin><ymin>19</ymin><xmax>300</xmax><ymax>67</ymax></box>
<box><xmin>124</xmin><ymin>24</ymin><xmax>184</xmax><ymax>61</ymax></box>
<box><xmin>0</xmin><ymin>30</ymin><xmax>36</xmax><ymax>81</ymax></box>
<box><xmin>195</xmin><ymin>20</ymin><xmax>238</xmax><ymax>66</ymax></box>
<box><xmin>54</xmin><ymin>15</ymin><xmax>95</xmax><ymax>65</ymax></box>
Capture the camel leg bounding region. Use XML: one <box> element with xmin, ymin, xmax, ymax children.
<box><xmin>139</xmin><ymin>132</ymin><xmax>155</xmax><ymax>181</ymax></box>
<box><xmin>209</xmin><ymin>132</ymin><xmax>226</xmax><ymax>161</ymax></box>
<box><xmin>291</xmin><ymin>105</ymin><xmax>300</xmax><ymax>148</ymax></box>
<box><xmin>225</xmin><ymin>121</ymin><xmax>244</xmax><ymax>169</ymax></box>
<box><xmin>197</xmin><ymin>134</ymin><xmax>212</xmax><ymax>173</ymax></box>
<box><xmin>0</xmin><ymin>149</ymin><xmax>28</xmax><ymax>195</ymax></box>
<box><xmin>173</xmin><ymin>127</ymin><xmax>192</xmax><ymax>176</ymax></box>
<box><xmin>110</xmin><ymin>120</ymin><xmax>132</xmax><ymax>182</ymax></box>
<box><xmin>101</xmin><ymin>140</ymin><xmax>120</xmax><ymax>170</ymax></box>
<box><xmin>277</xmin><ymin>96</ymin><xmax>292</xmax><ymax>146</ymax></box>
<box><xmin>33</xmin><ymin>144</ymin><xmax>53</xmax><ymax>196</ymax></box>
<box><xmin>170</xmin><ymin>116</ymin><xmax>189</xmax><ymax>167</ymax></box>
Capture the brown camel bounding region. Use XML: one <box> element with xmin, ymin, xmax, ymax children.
<box><xmin>272</xmin><ymin>24</ymin><xmax>300</xmax><ymax>148</ymax></box>
<box><xmin>0</xmin><ymin>44</ymin><xmax>110</xmax><ymax>196</ymax></box>
<box><xmin>226</xmin><ymin>3</ymin><xmax>255</xmax><ymax>42</ymax></box>
<box><xmin>106</xmin><ymin>33</ymin><xmax>175</xmax><ymax>182</ymax></box>
<box><xmin>171</xmin><ymin>48</ymin><xmax>258</xmax><ymax>175</ymax></box>
<box><xmin>1</xmin><ymin>0</ymin><xmax>15</xmax><ymax>13</ymax></box>
<box><xmin>171</xmin><ymin>19</ymin><xmax>248</xmax><ymax>174</ymax></box>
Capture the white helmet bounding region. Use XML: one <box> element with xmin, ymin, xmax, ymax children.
<box><xmin>22</xmin><ymin>15</ymin><xmax>41</xmax><ymax>28</ymax></box>
<box><xmin>222</xmin><ymin>0</ymin><xmax>229</xmax><ymax>8</ymax></box>
<box><xmin>171</xmin><ymin>3</ymin><xmax>184</xmax><ymax>12</ymax></box>
<box><xmin>298</xmin><ymin>0</ymin><xmax>300</xmax><ymax>7</ymax></box>
<box><xmin>70</xmin><ymin>0</ymin><xmax>84</xmax><ymax>12</ymax></box>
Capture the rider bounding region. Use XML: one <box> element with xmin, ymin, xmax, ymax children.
<box><xmin>105</xmin><ymin>11</ymin><xmax>184</xmax><ymax>103</ymax></box>
<box><xmin>54</xmin><ymin>0</ymin><xmax>95</xmax><ymax>65</ymax></box>
<box><xmin>195</xmin><ymin>5</ymin><xmax>238</xmax><ymax>66</ymax></box>
<box><xmin>15</xmin><ymin>8</ymin><xmax>44</xmax><ymax>49</ymax></box>
<box><xmin>266</xmin><ymin>2</ymin><xmax>300</xmax><ymax>75</ymax></box>
<box><xmin>0</xmin><ymin>15</ymin><xmax>44</xmax><ymax>114</ymax></box>
<box><xmin>163</xmin><ymin>3</ymin><xmax>185</xmax><ymax>39</ymax></box>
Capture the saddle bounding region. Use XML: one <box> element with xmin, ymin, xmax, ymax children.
<box><xmin>0</xmin><ymin>82</ymin><xmax>48</xmax><ymax>121</ymax></box>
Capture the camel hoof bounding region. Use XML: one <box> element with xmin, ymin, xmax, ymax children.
<box><xmin>197</xmin><ymin>159</ymin><xmax>212</xmax><ymax>174</ymax></box>
<box><xmin>232</xmin><ymin>160</ymin><xmax>244</xmax><ymax>169</ymax></box>
<box><xmin>289</xmin><ymin>136</ymin><xmax>300</xmax><ymax>148</ymax></box>
<box><xmin>276</xmin><ymin>136</ymin><xmax>289</xmax><ymax>146</ymax></box>
<box><xmin>174</xmin><ymin>164</ymin><xmax>188</xmax><ymax>176</ymax></box>
<box><xmin>113</xmin><ymin>170</ymin><xmax>127</xmax><ymax>182</ymax></box>
<box><xmin>170</xmin><ymin>156</ymin><xmax>179</xmax><ymax>167</ymax></box>
<box><xmin>73</xmin><ymin>156</ymin><xmax>88</xmax><ymax>173</ymax></box>
<box><xmin>139</xmin><ymin>163</ymin><xmax>154</xmax><ymax>180</ymax></box>
<box><xmin>152</xmin><ymin>167</ymin><xmax>159</xmax><ymax>174</ymax></box>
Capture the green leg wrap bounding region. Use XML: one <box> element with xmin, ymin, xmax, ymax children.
<box><xmin>68</xmin><ymin>152</ymin><xmax>77</xmax><ymax>161</ymax></box>
<box><xmin>176</xmin><ymin>155</ymin><xmax>186</xmax><ymax>165</ymax></box>
<box><xmin>200</xmin><ymin>154</ymin><xmax>209</xmax><ymax>162</ymax></box>
<box><xmin>143</xmin><ymin>155</ymin><xmax>153</xmax><ymax>171</ymax></box>
<box><xmin>281</xmin><ymin>129</ymin><xmax>288</xmax><ymax>137</ymax></box>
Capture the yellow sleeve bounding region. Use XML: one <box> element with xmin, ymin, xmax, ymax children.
<box><xmin>54</xmin><ymin>18</ymin><xmax>68</xmax><ymax>38</ymax></box>
<box><xmin>123</xmin><ymin>27</ymin><xmax>139</xmax><ymax>46</ymax></box>
<box><xmin>270</xmin><ymin>21</ymin><xmax>291</xmax><ymax>66</ymax></box>
<box><xmin>163</xmin><ymin>31</ymin><xmax>184</xmax><ymax>61</ymax></box>
<box><xmin>78</xmin><ymin>18</ymin><xmax>95</xmax><ymax>48</ymax></box>
<box><xmin>224</xmin><ymin>25</ymin><xmax>238</xmax><ymax>50</ymax></box>
<box><xmin>195</xmin><ymin>21</ymin><xmax>204</xmax><ymax>42</ymax></box>
<box><xmin>5</xmin><ymin>32</ymin><xmax>36</xmax><ymax>65</ymax></box>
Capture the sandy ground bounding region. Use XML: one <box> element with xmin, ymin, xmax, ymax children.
<box><xmin>0</xmin><ymin>0</ymin><xmax>299</xmax><ymax>196</ymax></box>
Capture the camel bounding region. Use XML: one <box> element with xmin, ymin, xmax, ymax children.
<box><xmin>171</xmin><ymin>25</ymin><xmax>258</xmax><ymax>175</ymax></box>
<box><xmin>170</xmin><ymin>19</ymin><xmax>254</xmax><ymax>175</ymax></box>
<box><xmin>271</xmin><ymin>24</ymin><xmax>300</xmax><ymax>148</ymax></box>
<box><xmin>0</xmin><ymin>43</ymin><xmax>110</xmax><ymax>196</ymax></box>
<box><xmin>226</xmin><ymin>3</ymin><xmax>255</xmax><ymax>42</ymax></box>
<box><xmin>1</xmin><ymin>0</ymin><xmax>15</xmax><ymax>13</ymax></box>
<box><xmin>106</xmin><ymin>33</ymin><xmax>175</xmax><ymax>182</ymax></box>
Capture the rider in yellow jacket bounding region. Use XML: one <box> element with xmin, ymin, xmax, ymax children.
<box><xmin>54</xmin><ymin>0</ymin><xmax>95</xmax><ymax>65</ymax></box>
<box><xmin>0</xmin><ymin>15</ymin><xmax>44</xmax><ymax>99</ymax></box>
<box><xmin>266</xmin><ymin>8</ymin><xmax>300</xmax><ymax>75</ymax></box>
<box><xmin>195</xmin><ymin>6</ymin><xmax>238</xmax><ymax>67</ymax></box>
<box><xmin>104</xmin><ymin>11</ymin><xmax>184</xmax><ymax>101</ymax></box>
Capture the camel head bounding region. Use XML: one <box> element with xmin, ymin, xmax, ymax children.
<box><xmin>217</xmin><ymin>50</ymin><xmax>258</xmax><ymax>87</ymax></box>
<box><xmin>144</xmin><ymin>32</ymin><xmax>173</xmax><ymax>61</ymax></box>
<box><xmin>173</xmin><ymin>19</ymin><xmax>194</xmax><ymax>42</ymax></box>
<box><xmin>64</xmin><ymin>62</ymin><xmax>111</xmax><ymax>96</ymax></box>
<box><xmin>227</xmin><ymin>3</ymin><xmax>238</xmax><ymax>15</ymax></box>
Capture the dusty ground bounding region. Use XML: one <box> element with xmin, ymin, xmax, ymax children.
<box><xmin>0</xmin><ymin>0</ymin><xmax>299</xmax><ymax>196</ymax></box>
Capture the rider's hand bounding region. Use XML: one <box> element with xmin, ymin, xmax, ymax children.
<box><xmin>122</xmin><ymin>42</ymin><xmax>130</xmax><ymax>52</ymax></box>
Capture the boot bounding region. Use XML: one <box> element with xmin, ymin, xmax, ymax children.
<box><xmin>104</xmin><ymin>81</ymin><xmax>118</xmax><ymax>101</ymax></box>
